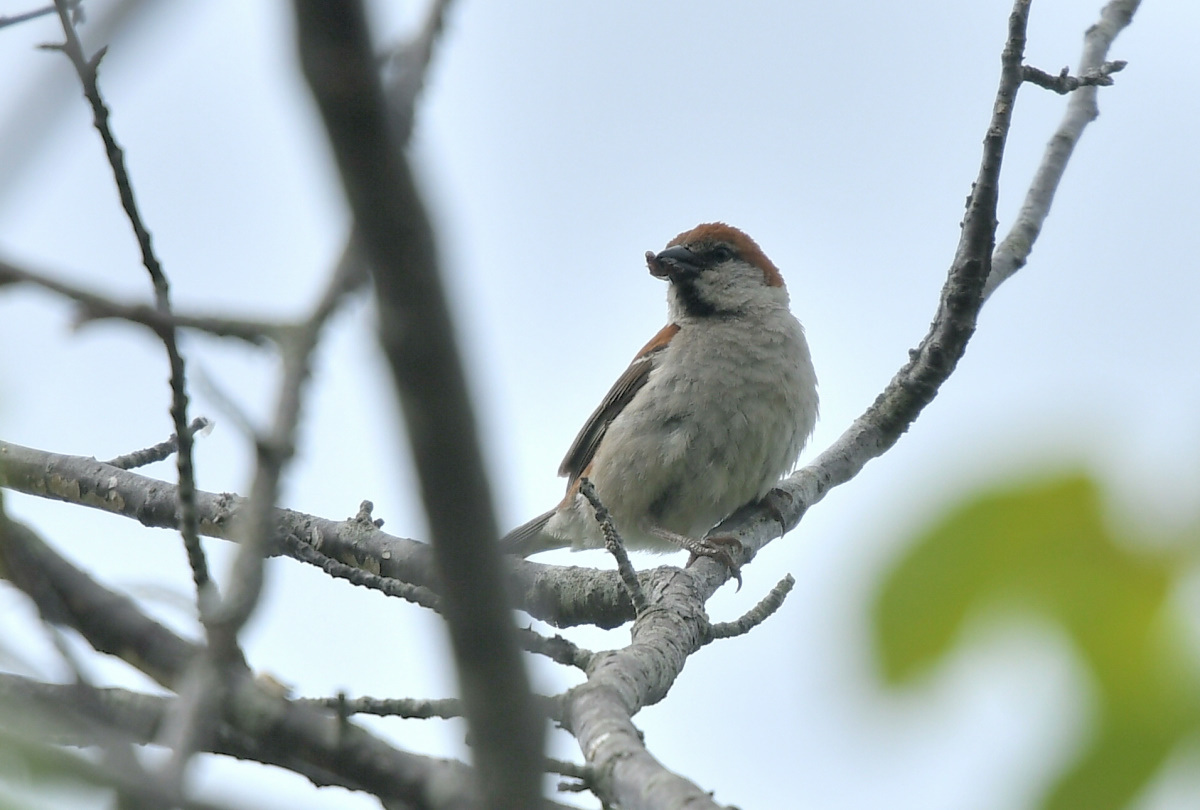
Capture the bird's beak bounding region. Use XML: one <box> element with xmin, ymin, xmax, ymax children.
<box><xmin>646</xmin><ymin>245</ymin><xmax>700</xmax><ymax>280</ymax></box>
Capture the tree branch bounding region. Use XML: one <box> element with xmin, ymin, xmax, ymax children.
<box><xmin>1021</xmin><ymin>60</ymin><xmax>1126</xmax><ymax>94</ymax></box>
<box><xmin>105</xmin><ymin>417</ymin><xmax>212</xmax><ymax>470</ymax></box>
<box><xmin>293</xmin><ymin>5</ymin><xmax>543</xmax><ymax>809</ymax></box>
<box><xmin>557</xmin><ymin>3</ymin><xmax>1042</xmax><ymax>805</ymax></box>
<box><xmin>708</xmin><ymin>574</ymin><xmax>795</xmax><ymax>641</ymax></box>
<box><xmin>985</xmin><ymin>0</ymin><xmax>1140</xmax><ymax>297</ymax></box>
<box><xmin>694</xmin><ymin>0</ymin><xmax>1138</xmax><ymax>587</ymax></box>
<box><xmin>563</xmin><ymin>567</ymin><xmax>718</xmax><ymax>808</ymax></box>
<box><xmin>0</xmin><ymin>437</ymin><xmax>754</xmax><ymax>628</ymax></box>
<box><xmin>0</xmin><ymin>515</ymin><xmax>508</xmax><ymax>809</ymax></box>
<box><xmin>0</xmin><ymin>256</ymin><xmax>282</xmax><ymax>345</ymax></box>
<box><xmin>0</xmin><ymin>1</ymin><xmax>77</xmax><ymax>32</ymax></box>
<box><xmin>50</xmin><ymin>0</ymin><xmax>209</xmax><ymax>608</ymax></box>
<box><xmin>0</xmin><ymin>438</ymin><xmax>446</xmax><ymax>587</ymax></box>
<box><xmin>578</xmin><ymin>477</ymin><xmax>648</xmax><ymax>614</ymax></box>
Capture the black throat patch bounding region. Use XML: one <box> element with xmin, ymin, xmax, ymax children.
<box><xmin>672</xmin><ymin>275</ymin><xmax>720</xmax><ymax>318</ymax></box>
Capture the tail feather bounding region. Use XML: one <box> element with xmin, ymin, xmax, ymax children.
<box><xmin>499</xmin><ymin>509</ymin><xmax>557</xmax><ymax>557</ymax></box>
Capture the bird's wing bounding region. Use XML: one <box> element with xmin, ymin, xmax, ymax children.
<box><xmin>557</xmin><ymin>323</ymin><xmax>680</xmax><ymax>484</ymax></box>
<box><xmin>498</xmin><ymin>508</ymin><xmax>557</xmax><ymax>556</ymax></box>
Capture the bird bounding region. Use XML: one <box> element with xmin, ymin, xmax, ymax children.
<box><xmin>500</xmin><ymin>222</ymin><xmax>818</xmax><ymax>580</ymax></box>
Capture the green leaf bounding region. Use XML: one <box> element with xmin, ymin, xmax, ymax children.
<box><xmin>874</xmin><ymin>472</ymin><xmax>1200</xmax><ymax>810</ymax></box>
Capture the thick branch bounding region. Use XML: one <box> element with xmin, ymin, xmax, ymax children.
<box><xmin>0</xmin><ymin>437</ymin><xmax>756</xmax><ymax>628</ymax></box>
<box><xmin>0</xmin><ymin>512</ymin><xmax>198</xmax><ymax>687</ymax></box>
<box><xmin>0</xmin><ymin>516</ymin><xmax>498</xmax><ymax>808</ymax></box>
<box><xmin>293</xmin><ymin>5</ymin><xmax>542</xmax><ymax>808</ymax></box>
<box><xmin>0</xmin><ymin>674</ymin><xmax>359</xmax><ymax>800</ymax></box>
<box><xmin>563</xmin><ymin>567</ymin><xmax>720</xmax><ymax>808</ymax></box>
<box><xmin>0</xmin><ymin>439</ymin><xmax>440</xmax><ymax>582</ymax></box>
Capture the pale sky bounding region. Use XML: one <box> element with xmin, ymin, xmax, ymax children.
<box><xmin>1</xmin><ymin>2</ymin><xmax>1198</xmax><ymax>809</ymax></box>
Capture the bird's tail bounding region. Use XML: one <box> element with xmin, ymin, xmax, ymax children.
<box><xmin>498</xmin><ymin>509</ymin><xmax>557</xmax><ymax>557</ymax></box>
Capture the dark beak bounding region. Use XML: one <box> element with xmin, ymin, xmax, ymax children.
<box><xmin>646</xmin><ymin>245</ymin><xmax>700</xmax><ymax>279</ymax></box>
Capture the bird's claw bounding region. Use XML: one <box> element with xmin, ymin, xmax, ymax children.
<box><xmin>763</xmin><ymin>488</ymin><xmax>792</xmax><ymax>533</ymax></box>
<box><xmin>685</xmin><ymin>536</ymin><xmax>744</xmax><ymax>591</ymax></box>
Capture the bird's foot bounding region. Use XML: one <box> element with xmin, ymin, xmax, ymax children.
<box><xmin>648</xmin><ymin>527</ymin><xmax>744</xmax><ymax>589</ymax></box>
<box><xmin>763</xmin><ymin>488</ymin><xmax>792</xmax><ymax>533</ymax></box>
<box><xmin>684</xmin><ymin>536</ymin><xmax>744</xmax><ymax>592</ymax></box>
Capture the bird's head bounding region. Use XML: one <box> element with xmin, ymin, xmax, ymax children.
<box><xmin>645</xmin><ymin>222</ymin><xmax>788</xmax><ymax>318</ymax></box>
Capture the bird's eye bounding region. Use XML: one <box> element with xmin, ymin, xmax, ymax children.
<box><xmin>709</xmin><ymin>245</ymin><xmax>734</xmax><ymax>263</ymax></box>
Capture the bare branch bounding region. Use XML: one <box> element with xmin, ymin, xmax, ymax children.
<box><xmin>105</xmin><ymin>417</ymin><xmax>212</xmax><ymax>470</ymax></box>
<box><xmin>0</xmin><ymin>518</ymin><xmax>504</xmax><ymax>808</ymax></box>
<box><xmin>0</xmin><ymin>671</ymin><xmax>527</xmax><ymax>808</ymax></box>
<box><xmin>0</xmin><ymin>438</ymin><xmax>441</xmax><ymax>589</ymax></box>
<box><xmin>0</xmin><ymin>726</ymin><xmax>238</xmax><ymax>810</ymax></box>
<box><xmin>516</xmin><ymin>626</ymin><xmax>594</xmax><ymax>670</ymax></box>
<box><xmin>380</xmin><ymin>0</ymin><xmax>456</xmax><ymax>145</ymax></box>
<box><xmin>1021</xmin><ymin>60</ymin><xmax>1126</xmax><ymax>94</ymax></box>
<box><xmin>0</xmin><ymin>436</ymin><xmax>672</xmax><ymax>628</ymax></box>
<box><xmin>707</xmin><ymin>575</ymin><xmax>795</xmax><ymax>641</ymax></box>
<box><xmin>50</xmin><ymin>0</ymin><xmax>210</xmax><ymax>614</ymax></box>
<box><xmin>305</xmin><ymin>693</ymin><xmax>465</xmax><ymax>720</ymax></box>
<box><xmin>0</xmin><ymin>257</ymin><xmax>281</xmax><ymax>344</ymax></box>
<box><xmin>294</xmin><ymin>4</ymin><xmax>542</xmax><ymax>808</ymax></box>
<box><xmin>0</xmin><ymin>1</ymin><xmax>77</xmax><ymax>31</ymax></box>
<box><xmin>276</xmin><ymin>528</ymin><xmax>442</xmax><ymax>611</ymax></box>
<box><xmin>563</xmin><ymin>567</ymin><xmax>721</xmax><ymax>809</ymax></box>
<box><xmin>0</xmin><ymin>674</ymin><xmax>362</xmax><ymax>801</ymax></box>
<box><xmin>694</xmin><ymin>0</ymin><xmax>1049</xmax><ymax>588</ymax></box>
<box><xmin>985</xmin><ymin>0</ymin><xmax>1141</xmax><ymax>298</ymax></box>
<box><xmin>578</xmin><ymin>477</ymin><xmax>648</xmax><ymax>614</ymax></box>
<box><xmin>0</xmin><ymin>512</ymin><xmax>198</xmax><ymax>688</ymax></box>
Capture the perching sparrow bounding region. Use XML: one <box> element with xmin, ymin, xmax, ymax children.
<box><xmin>501</xmin><ymin>223</ymin><xmax>818</xmax><ymax>578</ymax></box>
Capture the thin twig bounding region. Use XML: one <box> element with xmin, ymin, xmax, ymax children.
<box><xmin>380</xmin><ymin>0</ymin><xmax>455</xmax><ymax>146</ymax></box>
<box><xmin>0</xmin><ymin>257</ymin><xmax>281</xmax><ymax>344</ymax></box>
<box><xmin>52</xmin><ymin>0</ymin><xmax>230</xmax><ymax>782</ymax></box>
<box><xmin>707</xmin><ymin>575</ymin><xmax>795</xmax><ymax>641</ymax></box>
<box><xmin>212</xmin><ymin>218</ymin><xmax>373</xmax><ymax>632</ymax></box>
<box><xmin>578</xmin><ymin>478</ymin><xmax>648</xmax><ymax>614</ymax></box>
<box><xmin>105</xmin><ymin>417</ymin><xmax>212</xmax><ymax>470</ymax></box>
<box><xmin>0</xmin><ymin>1</ymin><xmax>77</xmax><ymax>31</ymax></box>
<box><xmin>1021</xmin><ymin>60</ymin><xmax>1126</xmax><ymax>94</ymax></box>
<box><xmin>517</xmin><ymin>626</ymin><xmax>594</xmax><ymax>670</ymax></box>
<box><xmin>277</xmin><ymin>531</ymin><xmax>442</xmax><ymax>611</ymax></box>
<box><xmin>984</xmin><ymin>0</ymin><xmax>1140</xmax><ymax>298</ymax></box>
<box><xmin>49</xmin><ymin>0</ymin><xmax>210</xmax><ymax>614</ymax></box>
<box><xmin>546</xmin><ymin>757</ymin><xmax>593</xmax><ymax>792</ymax></box>
<box><xmin>306</xmin><ymin>694</ymin><xmax>464</xmax><ymax>720</ymax></box>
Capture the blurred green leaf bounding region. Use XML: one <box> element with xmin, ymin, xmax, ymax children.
<box><xmin>874</xmin><ymin>472</ymin><xmax>1200</xmax><ymax>810</ymax></box>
